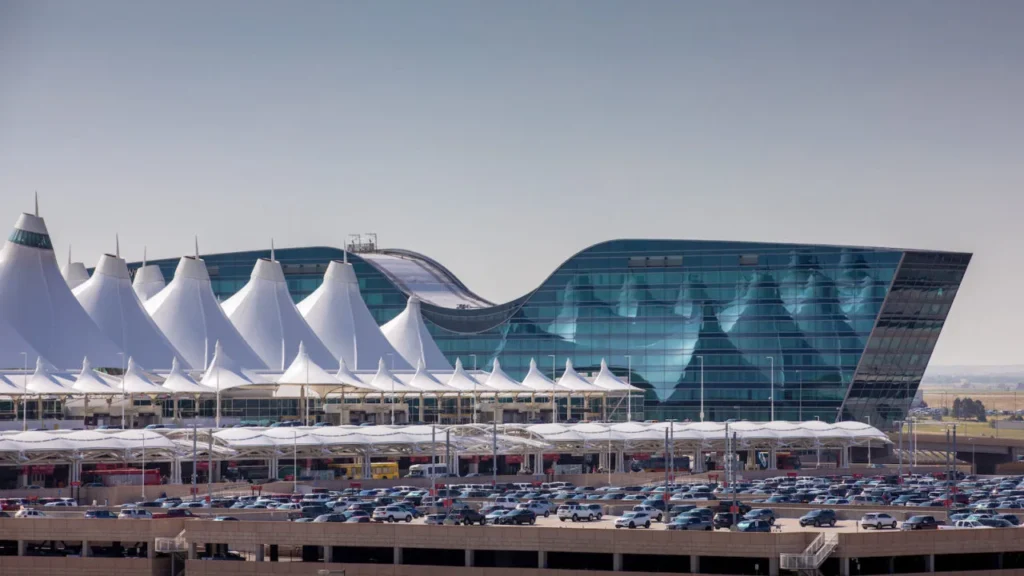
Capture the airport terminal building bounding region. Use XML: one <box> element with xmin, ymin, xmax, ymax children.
<box><xmin>130</xmin><ymin>239</ymin><xmax>971</xmax><ymax>428</ymax></box>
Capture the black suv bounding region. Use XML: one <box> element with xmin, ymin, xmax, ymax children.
<box><xmin>798</xmin><ymin>509</ymin><xmax>837</xmax><ymax>528</ymax></box>
<box><xmin>497</xmin><ymin>509</ymin><xmax>537</xmax><ymax>525</ymax></box>
<box><xmin>447</xmin><ymin>508</ymin><xmax>487</xmax><ymax>525</ymax></box>
<box><xmin>712</xmin><ymin>512</ymin><xmax>735</xmax><ymax>530</ymax></box>
<box><xmin>712</xmin><ymin>501</ymin><xmax>752</xmax><ymax>516</ymax></box>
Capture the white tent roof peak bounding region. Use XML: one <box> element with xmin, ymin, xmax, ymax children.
<box><xmin>407</xmin><ymin>358</ymin><xmax>450</xmax><ymax>392</ymax></box>
<box><xmin>200</xmin><ymin>340</ymin><xmax>256</xmax><ymax>391</ymax></box>
<box><xmin>592</xmin><ymin>358</ymin><xmax>640</xmax><ymax>391</ymax></box>
<box><xmin>366</xmin><ymin>357</ymin><xmax>416</xmax><ymax>394</ymax></box>
<box><xmin>277</xmin><ymin>341</ymin><xmax>340</xmax><ymax>385</ymax></box>
<box><xmin>144</xmin><ymin>255</ymin><xmax>266</xmax><ymax>370</ymax></box>
<box><xmin>71</xmin><ymin>356</ymin><xmax>118</xmax><ymax>394</ymax></box>
<box><xmin>222</xmin><ymin>257</ymin><xmax>334</xmax><ymax>371</ymax></box>
<box><xmin>132</xmin><ymin>264</ymin><xmax>166</xmax><ymax>302</ymax></box>
<box><xmin>61</xmin><ymin>247</ymin><xmax>90</xmax><ymax>289</ymax></box>
<box><xmin>162</xmin><ymin>356</ymin><xmax>211</xmax><ymax>394</ymax></box>
<box><xmin>520</xmin><ymin>357</ymin><xmax>559</xmax><ymax>392</ymax></box>
<box><xmin>0</xmin><ymin>211</ymin><xmax>123</xmax><ymax>369</ymax></box>
<box><xmin>297</xmin><ymin>260</ymin><xmax>408</xmax><ymax>371</ymax></box>
<box><xmin>380</xmin><ymin>296</ymin><xmax>452</xmax><ymax>371</ymax></box>
<box><xmin>121</xmin><ymin>357</ymin><xmax>164</xmax><ymax>394</ymax></box>
<box><xmin>483</xmin><ymin>358</ymin><xmax>528</xmax><ymax>393</ymax></box>
<box><xmin>73</xmin><ymin>253</ymin><xmax>186</xmax><ymax>370</ymax></box>
<box><xmin>443</xmin><ymin>357</ymin><xmax>481</xmax><ymax>391</ymax></box>
<box><xmin>25</xmin><ymin>355</ymin><xmax>73</xmax><ymax>394</ymax></box>
<box><xmin>557</xmin><ymin>358</ymin><xmax>601</xmax><ymax>392</ymax></box>
<box><xmin>334</xmin><ymin>357</ymin><xmax>369</xmax><ymax>388</ymax></box>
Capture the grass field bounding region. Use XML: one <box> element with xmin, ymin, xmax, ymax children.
<box><xmin>922</xmin><ymin>390</ymin><xmax>1024</xmax><ymax>413</ymax></box>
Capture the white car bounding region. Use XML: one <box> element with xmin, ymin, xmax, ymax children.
<box><xmin>277</xmin><ymin>503</ymin><xmax>302</xmax><ymax>511</ymax></box>
<box><xmin>15</xmin><ymin>509</ymin><xmax>46</xmax><ymax>518</ymax></box>
<box><xmin>516</xmin><ymin>502</ymin><xmax>551</xmax><ymax>518</ymax></box>
<box><xmin>860</xmin><ymin>513</ymin><xmax>898</xmax><ymax>530</ymax></box>
<box><xmin>43</xmin><ymin>500</ymin><xmax>77</xmax><ymax>507</ymax></box>
<box><xmin>631</xmin><ymin>504</ymin><xmax>664</xmax><ymax>522</ymax></box>
<box><xmin>118</xmin><ymin>508</ymin><xmax>153</xmax><ymax>519</ymax></box>
<box><xmin>615</xmin><ymin>511</ymin><xmax>652</xmax><ymax>529</ymax></box>
<box><xmin>557</xmin><ymin>504</ymin><xmax>602</xmax><ymax>522</ymax></box>
<box><xmin>301</xmin><ymin>493</ymin><xmax>333</xmax><ymax>504</ymax></box>
<box><xmin>491</xmin><ymin>496</ymin><xmax>519</xmax><ymax>510</ymax></box>
<box><xmin>372</xmin><ymin>505</ymin><xmax>413</xmax><ymax>523</ymax></box>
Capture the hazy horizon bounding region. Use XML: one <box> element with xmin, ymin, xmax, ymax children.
<box><xmin>3</xmin><ymin>1</ymin><xmax>1023</xmax><ymax>366</ymax></box>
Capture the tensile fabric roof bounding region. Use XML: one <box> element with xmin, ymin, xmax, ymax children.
<box><xmin>0</xmin><ymin>212</ymin><xmax>122</xmax><ymax>369</ymax></box>
<box><xmin>222</xmin><ymin>258</ymin><xmax>335</xmax><ymax>370</ymax></box>
<box><xmin>144</xmin><ymin>256</ymin><xmax>266</xmax><ymax>370</ymax></box>
<box><xmin>70</xmin><ymin>357</ymin><xmax>119</xmax><ymax>394</ymax></box>
<box><xmin>297</xmin><ymin>260</ymin><xmax>409</xmax><ymax>371</ymax></box>
<box><xmin>73</xmin><ymin>253</ymin><xmax>185</xmax><ymax>370</ymax></box>
<box><xmin>132</xmin><ymin>264</ymin><xmax>166</xmax><ymax>303</ymax></box>
<box><xmin>381</xmin><ymin>296</ymin><xmax>452</xmax><ymax>371</ymax></box>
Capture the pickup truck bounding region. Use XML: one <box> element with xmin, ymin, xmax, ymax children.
<box><xmin>901</xmin><ymin>516</ymin><xmax>942</xmax><ymax>530</ymax></box>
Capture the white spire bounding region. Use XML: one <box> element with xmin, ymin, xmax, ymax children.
<box><xmin>115</xmin><ymin>234</ymin><xmax>120</xmax><ymax>258</ymax></box>
<box><xmin>380</xmin><ymin>296</ymin><xmax>452</xmax><ymax>370</ymax></box>
<box><xmin>142</xmin><ymin>246</ymin><xmax>147</xmax><ymax>267</ymax></box>
<box><xmin>270</xmin><ymin>238</ymin><xmax>275</xmax><ymax>262</ymax></box>
<box><xmin>34</xmin><ymin>191</ymin><xmax>38</xmax><ymax>217</ymax></box>
<box><xmin>194</xmin><ymin>236</ymin><xmax>199</xmax><ymax>258</ymax></box>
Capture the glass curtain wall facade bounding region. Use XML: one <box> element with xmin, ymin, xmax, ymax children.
<box><xmin>131</xmin><ymin>240</ymin><xmax>970</xmax><ymax>427</ymax></box>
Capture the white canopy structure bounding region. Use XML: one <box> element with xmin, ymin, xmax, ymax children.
<box><xmin>481</xmin><ymin>359</ymin><xmax>529</xmax><ymax>394</ymax></box>
<box><xmin>366</xmin><ymin>358</ymin><xmax>417</xmax><ymax>395</ymax></box>
<box><xmin>297</xmin><ymin>260</ymin><xmax>408</xmax><ymax>371</ymax></box>
<box><xmin>520</xmin><ymin>358</ymin><xmax>560</xmax><ymax>393</ymax></box>
<box><xmin>443</xmin><ymin>358</ymin><xmax>481</xmax><ymax>392</ymax></box>
<box><xmin>557</xmin><ymin>359</ymin><xmax>602</xmax><ymax>392</ymax></box>
<box><xmin>60</xmin><ymin>250</ymin><xmax>90</xmax><ymax>290</ymax></box>
<box><xmin>73</xmin><ymin>253</ymin><xmax>185</xmax><ymax>370</ymax></box>
<box><xmin>70</xmin><ymin>357</ymin><xmax>119</xmax><ymax>394</ymax></box>
<box><xmin>121</xmin><ymin>357</ymin><xmax>165</xmax><ymax>394</ymax></box>
<box><xmin>592</xmin><ymin>359</ymin><xmax>641</xmax><ymax>391</ymax></box>
<box><xmin>223</xmin><ymin>258</ymin><xmax>335</xmax><ymax>370</ymax></box>
<box><xmin>0</xmin><ymin>212</ymin><xmax>123</xmax><ymax>369</ymax></box>
<box><xmin>381</xmin><ymin>296</ymin><xmax>452</xmax><ymax>370</ymax></box>
<box><xmin>131</xmin><ymin>254</ymin><xmax>166</xmax><ymax>303</ymax></box>
<box><xmin>24</xmin><ymin>357</ymin><xmax>74</xmax><ymax>395</ymax></box>
<box><xmin>145</xmin><ymin>256</ymin><xmax>266</xmax><ymax>370</ymax></box>
<box><xmin>335</xmin><ymin>358</ymin><xmax>368</xmax><ymax>388</ymax></box>
<box><xmin>0</xmin><ymin>320</ymin><xmax>43</xmax><ymax>370</ymax></box>
<box><xmin>200</xmin><ymin>341</ymin><xmax>257</xmax><ymax>392</ymax></box>
<box><xmin>406</xmin><ymin>359</ymin><xmax>450</xmax><ymax>393</ymax></box>
<box><xmin>161</xmin><ymin>357</ymin><xmax>211</xmax><ymax>394</ymax></box>
<box><xmin>0</xmin><ymin>373</ymin><xmax>26</xmax><ymax>397</ymax></box>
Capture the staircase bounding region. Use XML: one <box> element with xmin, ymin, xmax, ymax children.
<box><xmin>780</xmin><ymin>533</ymin><xmax>838</xmax><ymax>576</ymax></box>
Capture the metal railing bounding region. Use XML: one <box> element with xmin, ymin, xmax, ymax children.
<box><xmin>154</xmin><ymin>529</ymin><xmax>188</xmax><ymax>553</ymax></box>
<box><xmin>779</xmin><ymin>532</ymin><xmax>838</xmax><ymax>571</ymax></box>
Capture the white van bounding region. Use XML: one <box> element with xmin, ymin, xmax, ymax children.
<box><xmin>407</xmin><ymin>464</ymin><xmax>448</xmax><ymax>478</ymax></box>
<box><xmin>118</xmin><ymin>507</ymin><xmax>153</xmax><ymax>519</ymax></box>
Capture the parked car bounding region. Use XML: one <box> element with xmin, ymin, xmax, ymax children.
<box><xmin>799</xmin><ymin>509</ymin><xmax>837</xmax><ymax>528</ymax></box>
<box><xmin>902</xmin><ymin>516</ymin><xmax>942</xmax><ymax>530</ymax></box>
<box><xmin>497</xmin><ymin>509</ymin><xmax>537</xmax><ymax>526</ymax></box>
<box><xmin>557</xmin><ymin>504</ymin><xmax>602</xmax><ymax>522</ymax></box>
<box><xmin>614</xmin><ymin>511</ymin><xmax>653</xmax><ymax>529</ymax></box>
<box><xmin>735</xmin><ymin>519</ymin><xmax>772</xmax><ymax>533</ymax></box>
<box><xmin>15</xmin><ymin>509</ymin><xmax>46</xmax><ymax>519</ymax></box>
<box><xmin>445</xmin><ymin>508</ymin><xmax>487</xmax><ymax>526</ymax></box>
<box><xmin>669</xmin><ymin>504</ymin><xmax>697</xmax><ymax>519</ymax></box>
<box><xmin>372</xmin><ymin>506</ymin><xmax>413</xmax><ymax>523</ymax></box>
<box><xmin>666</xmin><ymin>515</ymin><xmax>713</xmax><ymax>531</ymax></box>
<box><xmin>424</xmin><ymin>514</ymin><xmax>447</xmax><ymax>526</ymax></box>
<box><xmin>861</xmin><ymin>513</ymin><xmax>898</xmax><ymax>530</ymax></box>
<box><xmin>712</xmin><ymin>512</ymin><xmax>735</xmax><ymax>530</ymax></box>
<box><xmin>84</xmin><ymin>510</ymin><xmax>117</xmax><ymax>519</ymax></box>
<box><xmin>515</xmin><ymin>501</ymin><xmax>551</xmax><ymax>518</ymax></box>
<box><xmin>118</xmin><ymin>508</ymin><xmax>153</xmax><ymax>519</ymax></box>
<box><xmin>743</xmin><ymin>509</ymin><xmax>776</xmax><ymax>525</ymax></box>
<box><xmin>212</xmin><ymin>516</ymin><xmax>239</xmax><ymax>521</ymax></box>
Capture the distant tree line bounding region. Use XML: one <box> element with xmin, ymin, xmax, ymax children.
<box><xmin>952</xmin><ymin>397</ymin><xmax>987</xmax><ymax>422</ymax></box>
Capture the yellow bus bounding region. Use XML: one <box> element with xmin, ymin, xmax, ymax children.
<box><xmin>329</xmin><ymin>461</ymin><xmax>399</xmax><ymax>480</ymax></box>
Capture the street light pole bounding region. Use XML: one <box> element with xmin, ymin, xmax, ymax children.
<box><xmin>863</xmin><ymin>416</ymin><xmax>871</xmax><ymax>466</ymax></box>
<box><xmin>766</xmin><ymin>356</ymin><xmax>774</xmax><ymax>421</ymax></box>
<box><xmin>548</xmin><ymin>355</ymin><xmax>556</xmax><ymax>423</ymax></box>
<box><xmin>20</xmin><ymin>352</ymin><xmax>27</xmax><ymax>432</ymax></box>
<box><xmin>625</xmin><ymin>355</ymin><xmax>632</xmax><ymax>422</ymax></box>
<box><xmin>697</xmin><ymin>355</ymin><xmax>704</xmax><ymax>422</ymax></box>
<box><xmin>118</xmin><ymin>352</ymin><xmax>125</xmax><ymax>428</ymax></box>
<box><xmin>141</xmin><ymin>431</ymin><xmax>146</xmax><ymax>501</ymax></box>
<box><xmin>469</xmin><ymin>355</ymin><xmax>477</xmax><ymax>425</ymax></box>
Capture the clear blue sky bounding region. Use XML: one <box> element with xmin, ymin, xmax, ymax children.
<box><xmin>2</xmin><ymin>1</ymin><xmax>1022</xmax><ymax>365</ymax></box>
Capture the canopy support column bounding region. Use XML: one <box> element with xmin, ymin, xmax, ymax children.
<box><xmin>419</xmin><ymin>394</ymin><xmax>425</xmax><ymax>424</ymax></box>
<box><xmin>768</xmin><ymin>445</ymin><xmax>778</xmax><ymax>470</ymax></box>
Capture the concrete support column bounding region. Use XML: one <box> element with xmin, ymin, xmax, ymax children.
<box><xmin>148</xmin><ymin>542</ymin><xmax>155</xmax><ymax>559</ymax></box>
<box><xmin>926</xmin><ymin>554</ymin><xmax>935</xmax><ymax>572</ymax></box>
<box><xmin>769</xmin><ymin>556</ymin><xmax>779</xmax><ymax>576</ymax></box>
<box><xmin>81</xmin><ymin>541</ymin><xmax>90</xmax><ymax>557</ymax></box>
<box><xmin>393</xmin><ymin>546</ymin><xmax>402</xmax><ymax>565</ymax></box>
<box><xmin>539</xmin><ymin>550</ymin><xmax>548</xmax><ymax>569</ymax></box>
<box><xmin>613</xmin><ymin>552</ymin><xmax>623</xmax><ymax>571</ymax></box>
<box><xmin>465</xmin><ymin>549</ymin><xmax>474</xmax><ymax>567</ymax></box>
<box><xmin>998</xmin><ymin>552</ymin><xmax>1004</xmax><ymax>570</ymax></box>
<box><xmin>768</xmin><ymin>446</ymin><xmax>778</xmax><ymax>470</ymax></box>
<box><xmin>617</xmin><ymin>449</ymin><xmax>626</xmax><ymax>473</ymax></box>
<box><xmin>839</xmin><ymin>557</ymin><xmax>850</xmax><ymax>576</ymax></box>
<box><xmin>324</xmin><ymin>545</ymin><xmax>333</xmax><ymax>563</ymax></box>
<box><xmin>690</xmin><ymin>555</ymin><xmax>699</xmax><ymax>573</ymax></box>
<box><xmin>887</xmin><ymin>556</ymin><xmax>894</xmax><ymax>574</ymax></box>
<box><xmin>255</xmin><ymin>545</ymin><xmax>264</xmax><ymax>562</ymax></box>
<box><xmin>17</xmin><ymin>540</ymin><xmax>24</xmax><ymax>556</ymax></box>
<box><xmin>187</xmin><ymin>542</ymin><xmax>197</xmax><ymax>560</ymax></box>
